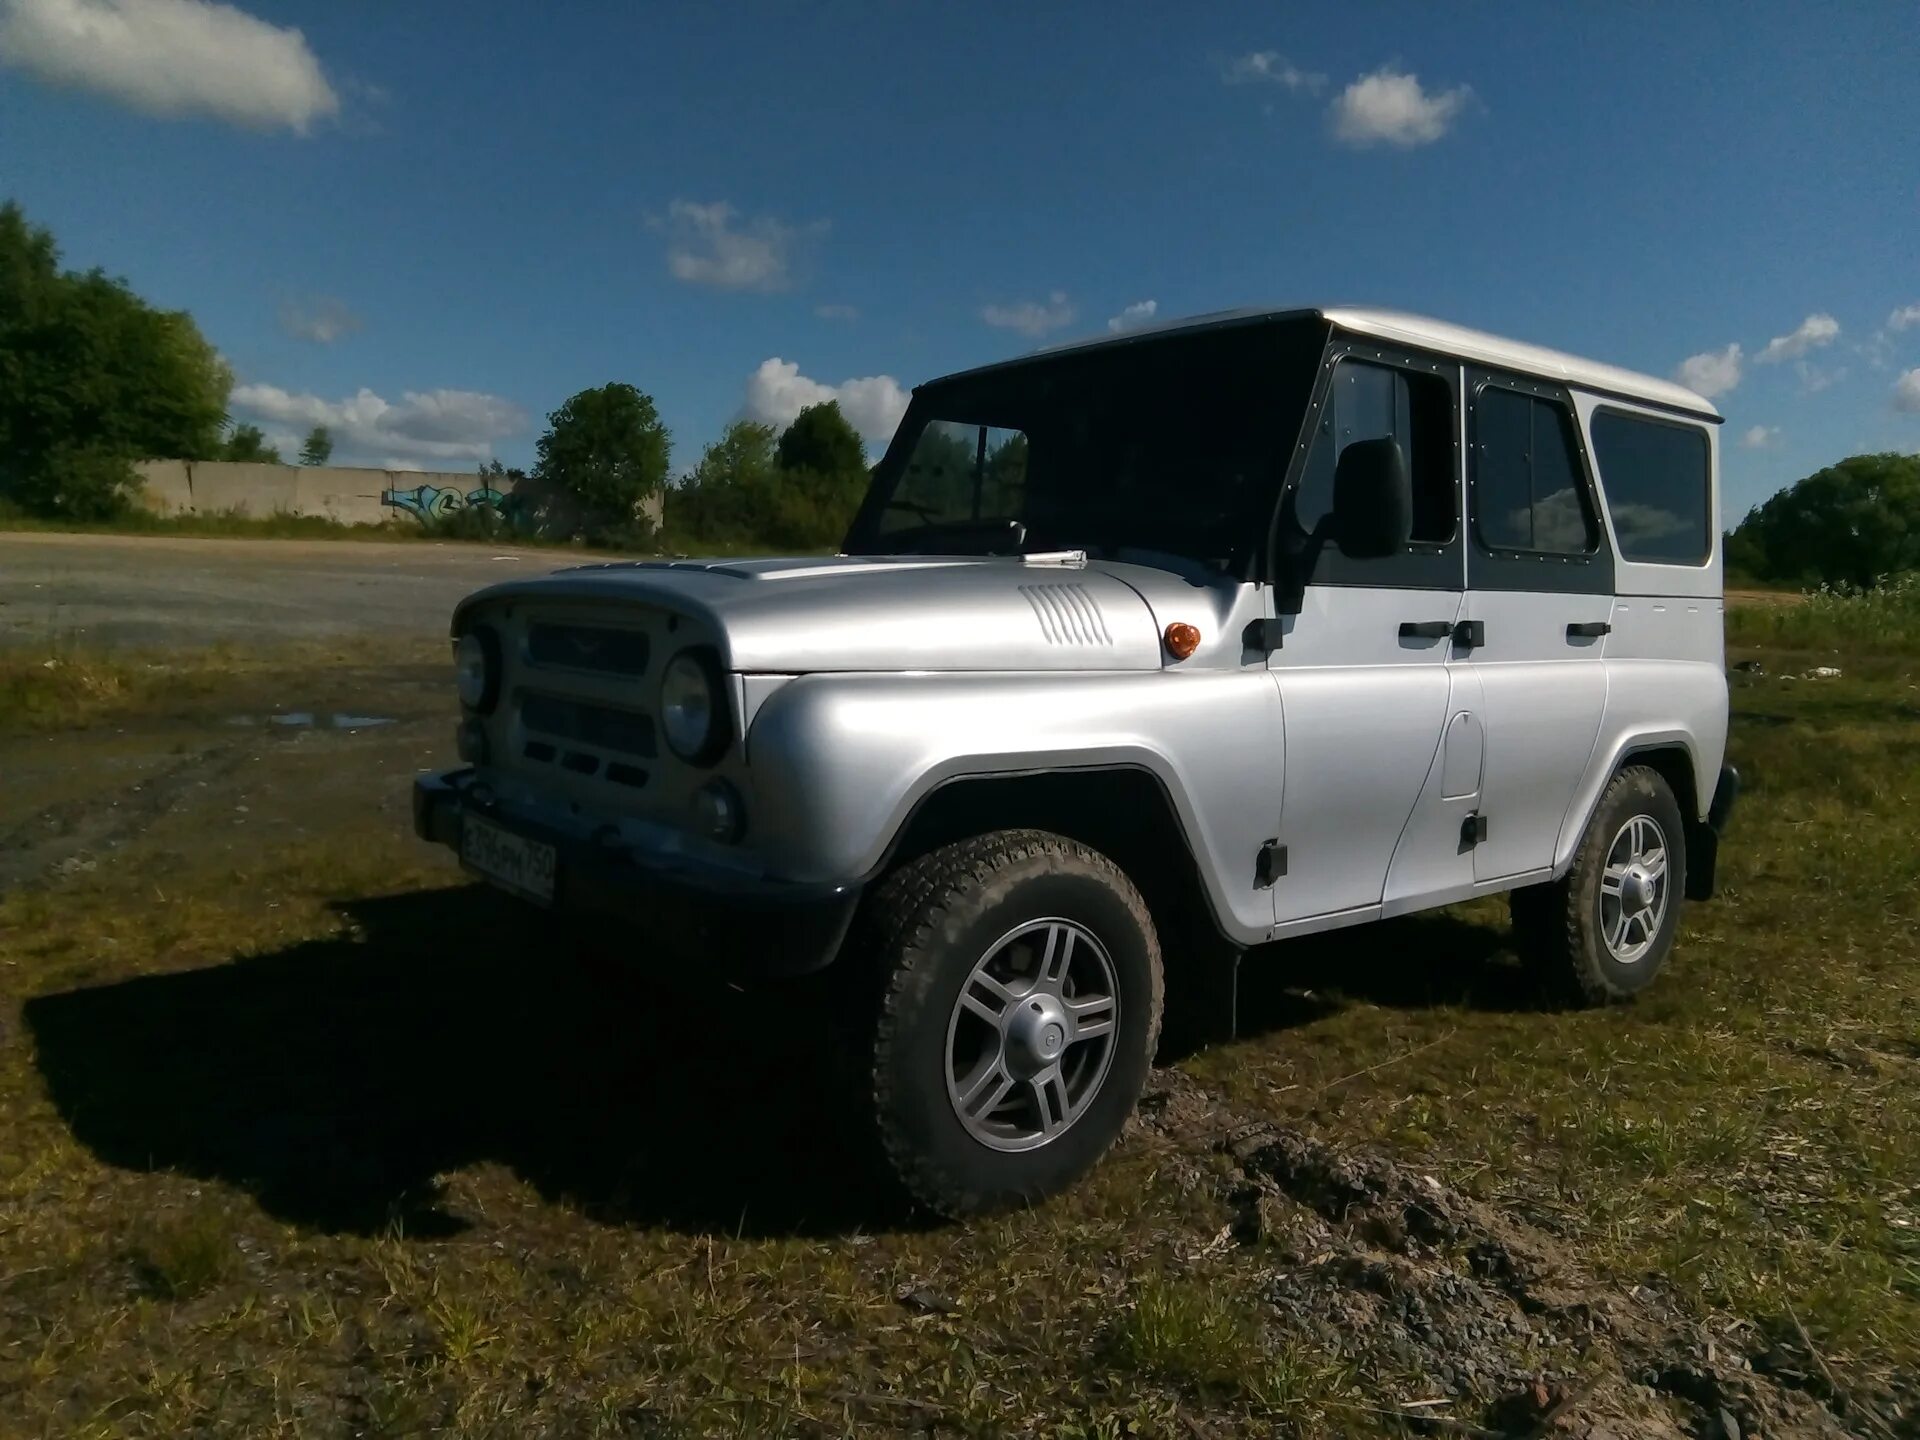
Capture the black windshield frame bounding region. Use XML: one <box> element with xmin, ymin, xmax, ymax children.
<box><xmin>843</xmin><ymin>315</ymin><xmax>1329</xmax><ymax>579</ymax></box>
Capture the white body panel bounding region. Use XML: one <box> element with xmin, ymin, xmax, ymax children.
<box><xmin>1268</xmin><ymin>585</ymin><xmax>1458</xmax><ymax>922</ymax></box>
<box><xmin>1462</xmin><ymin>587</ymin><xmax>1613</xmax><ymax>881</ymax></box>
<box><xmin>437</xmin><ymin>306</ymin><xmax>1732</xmax><ymax>957</ymax></box>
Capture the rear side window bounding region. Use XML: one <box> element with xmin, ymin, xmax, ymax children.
<box><xmin>1473</xmin><ymin>387</ymin><xmax>1598</xmax><ymax>554</ymax></box>
<box><xmin>1589</xmin><ymin>410</ymin><xmax>1711</xmax><ymax>564</ymax></box>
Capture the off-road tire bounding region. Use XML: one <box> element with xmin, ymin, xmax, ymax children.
<box><xmin>860</xmin><ymin>829</ymin><xmax>1162</xmax><ymax>1217</ymax></box>
<box><xmin>1511</xmin><ymin>766</ymin><xmax>1688</xmax><ymax>1006</ymax></box>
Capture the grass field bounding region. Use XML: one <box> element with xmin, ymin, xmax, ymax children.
<box><xmin>0</xmin><ymin>614</ymin><xmax>1915</xmax><ymax>1435</ymax></box>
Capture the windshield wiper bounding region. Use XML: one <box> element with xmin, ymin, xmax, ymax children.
<box><xmin>893</xmin><ymin>517</ymin><xmax>1028</xmax><ymax>556</ymax></box>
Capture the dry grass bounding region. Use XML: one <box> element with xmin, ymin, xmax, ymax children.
<box><xmin>0</xmin><ymin>638</ymin><xmax>446</xmax><ymax>737</ymax></box>
<box><xmin>0</xmin><ymin>638</ymin><xmax>1915</xmax><ymax>1435</ymax></box>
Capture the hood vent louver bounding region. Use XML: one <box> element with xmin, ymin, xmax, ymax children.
<box><xmin>1021</xmin><ymin>583</ymin><xmax>1113</xmax><ymax>646</ymax></box>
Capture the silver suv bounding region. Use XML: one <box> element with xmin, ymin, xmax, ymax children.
<box><xmin>414</xmin><ymin>307</ymin><xmax>1739</xmax><ymax>1215</ymax></box>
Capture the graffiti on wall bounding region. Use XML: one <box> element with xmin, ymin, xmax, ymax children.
<box><xmin>380</xmin><ymin>483</ymin><xmax>516</xmax><ymax>525</ymax></box>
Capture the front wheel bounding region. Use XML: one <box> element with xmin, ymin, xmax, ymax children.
<box><xmin>1511</xmin><ymin>765</ymin><xmax>1688</xmax><ymax>1006</ymax></box>
<box><xmin>862</xmin><ymin>830</ymin><xmax>1163</xmax><ymax>1217</ymax></box>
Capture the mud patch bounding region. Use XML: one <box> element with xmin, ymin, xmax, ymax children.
<box><xmin>0</xmin><ymin>743</ymin><xmax>247</xmax><ymax>896</ymax></box>
<box><xmin>1137</xmin><ymin>1071</ymin><xmax>1902</xmax><ymax>1438</ymax></box>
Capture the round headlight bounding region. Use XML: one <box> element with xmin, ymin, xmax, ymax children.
<box><xmin>659</xmin><ymin>647</ymin><xmax>727</xmax><ymax>764</ymax></box>
<box><xmin>455</xmin><ymin>625</ymin><xmax>500</xmax><ymax>713</ymax></box>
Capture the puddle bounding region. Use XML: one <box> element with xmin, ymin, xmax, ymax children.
<box><xmin>224</xmin><ymin>712</ymin><xmax>397</xmax><ymax>731</ymax></box>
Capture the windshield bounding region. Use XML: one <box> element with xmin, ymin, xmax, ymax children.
<box><xmin>845</xmin><ymin>317</ymin><xmax>1326</xmax><ymax>572</ymax></box>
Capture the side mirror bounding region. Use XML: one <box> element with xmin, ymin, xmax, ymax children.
<box><xmin>1331</xmin><ymin>437</ymin><xmax>1413</xmax><ymax>560</ymax></box>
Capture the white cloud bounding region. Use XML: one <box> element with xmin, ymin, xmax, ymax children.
<box><xmin>278</xmin><ymin>295</ymin><xmax>361</xmax><ymax>345</ymax></box>
<box><xmin>230</xmin><ymin>383</ymin><xmax>527</xmax><ymax>465</ymax></box>
<box><xmin>1222</xmin><ymin>50</ymin><xmax>1324</xmax><ymax>92</ymax></box>
<box><xmin>0</xmin><ymin>0</ymin><xmax>337</xmax><ymax>132</ymax></box>
<box><xmin>814</xmin><ymin>303</ymin><xmax>859</xmax><ymax>321</ymax></box>
<box><xmin>1740</xmin><ymin>425</ymin><xmax>1779</xmax><ymax>449</ymax></box>
<box><xmin>1675</xmin><ymin>343</ymin><xmax>1743</xmax><ymax>399</ymax></box>
<box><xmin>741</xmin><ymin>358</ymin><xmax>908</xmax><ymax>450</ymax></box>
<box><xmin>982</xmin><ymin>290</ymin><xmax>1075</xmax><ymax>338</ymax></box>
<box><xmin>1330</xmin><ymin>65</ymin><xmax>1472</xmax><ymax>147</ymax></box>
<box><xmin>1107</xmin><ymin>300</ymin><xmax>1158</xmax><ymax>333</ymax></box>
<box><xmin>1895</xmin><ymin>369</ymin><xmax>1920</xmax><ymax>414</ymax></box>
<box><xmin>653</xmin><ymin>199</ymin><xmax>822</xmax><ymax>293</ymax></box>
<box><xmin>1755</xmin><ymin>312</ymin><xmax>1840</xmax><ymax>364</ymax></box>
<box><xmin>1887</xmin><ymin>304</ymin><xmax>1920</xmax><ymax>333</ymax></box>
<box><xmin>1795</xmin><ymin>361</ymin><xmax>1844</xmax><ymax>394</ymax></box>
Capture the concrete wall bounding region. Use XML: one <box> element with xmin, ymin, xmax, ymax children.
<box><xmin>133</xmin><ymin>460</ymin><xmax>664</xmax><ymax>531</ymax></box>
<box><xmin>134</xmin><ymin>460</ymin><xmax>517</xmax><ymax>528</ymax></box>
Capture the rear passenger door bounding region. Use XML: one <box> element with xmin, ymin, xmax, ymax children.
<box><xmin>1269</xmin><ymin>344</ymin><xmax>1464</xmax><ymax>925</ymax></box>
<box><xmin>1460</xmin><ymin>373</ymin><xmax>1616</xmax><ymax>884</ymax></box>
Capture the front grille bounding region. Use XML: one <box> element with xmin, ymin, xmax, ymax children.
<box><xmin>526</xmin><ymin>621</ymin><xmax>651</xmax><ymax>678</ymax></box>
<box><xmin>520</xmin><ymin>692</ymin><xmax>657</xmax><ymax>759</ymax></box>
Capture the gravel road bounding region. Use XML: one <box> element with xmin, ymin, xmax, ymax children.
<box><xmin>0</xmin><ymin>532</ymin><xmax>596</xmax><ymax>649</ymax></box>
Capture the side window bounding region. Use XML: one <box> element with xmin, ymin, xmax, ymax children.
<box><xmin>1473</xmin><ymin>388</ymin><xmax>1598</xmax><ymax>555</ymax></box>
<box><xmin>1292</xmin><ymin>357</ymin><xmax>1457</xmax><ymax>577</ymax></box>
<box><xmin>1589</xmin><ymin>410</ymin><xmax>1711</xmax><ymax>564</ymax></box>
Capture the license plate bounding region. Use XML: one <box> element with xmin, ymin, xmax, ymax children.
<box><xmin>461</xmin><ymin>814</ymin><xmax>557</xmax><ymax>904</ymax></box>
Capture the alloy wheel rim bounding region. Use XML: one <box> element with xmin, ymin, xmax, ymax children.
<box><xmin>1599</xmin><ymin>813</ymin><xmax>1669</xmax><ymax>963</ymax></box>
<box><xmin>943</xmin><ymin>918</ymin><xmax>1120</xmax><ymax>1153</ymax></box>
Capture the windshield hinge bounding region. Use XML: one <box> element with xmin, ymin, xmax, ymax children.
<box><xmin>1243</xmin><ymin>617</ymin><xmax>1284</xmax><ymax>654</ymax></box>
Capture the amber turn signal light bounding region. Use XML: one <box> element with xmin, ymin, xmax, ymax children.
<box><xmin>1163</xmin><ymin>622</ymin><xmax>1202</xmax><ymax>660</ymax></box>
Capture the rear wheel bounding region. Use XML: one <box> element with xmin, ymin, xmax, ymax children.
<box><xmin>862</xmin><ymin>830</ymin><xmax>1162</xmax><ymax>1217</ymax></box>
<box><xmin>1511</xmin><ymin>766</ymin><xmax>1688</xmax><ymax>1006</ymax></box>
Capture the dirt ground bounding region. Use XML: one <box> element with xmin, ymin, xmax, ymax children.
<box><xmin>0</xmin><ymin>532</ymin><xmax>593</xmax><ymax>650</ymax></box>
<box><xmin>0</xmin><ymin>537</ymin><xmax>1914</xmax><ymax>1437</ymax></box>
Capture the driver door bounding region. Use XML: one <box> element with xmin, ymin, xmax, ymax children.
<box><xmin>1268</xmin><ymin>345</ymin><xmax>1467</xmax><ymax>928</ymax></box>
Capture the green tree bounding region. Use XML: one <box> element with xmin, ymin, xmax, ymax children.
<box><xmin>1727</xmin><ymin>453</ymin><xmax>1920</xmax><ymax>589</ymax></box>
<box><xmin>220</xmin><ymin>423</ymin><xmax>281</xmax><ymax>464</ymax></box>
<box><xmin>532</xmin><ymin>382</ymin><xmax>669</xmax><ymax>536</ymax></box>
<box><xmin>672</xmin><ymin>420</ymin><xmax>781</xmax><ymax>543</ymax></box>
<box><xmin>298</xmin><ymin>425</ymin><xmax>333</xmax><ymax>466</ymax></box>
<box><xmin>776</xmin><ymin>400</ymin><xmax>865</xmax><ymax>477</ymax></box>
<box><xmin>0</xmin><ymin>201</ymin><xmax>230</xmax><ymax>517</ymax></box>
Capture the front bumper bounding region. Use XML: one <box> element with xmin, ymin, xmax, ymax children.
<box><xmin>412</xmin><ymin>769</ymin><xmax>860</xmax><ymax>977</ymax></box>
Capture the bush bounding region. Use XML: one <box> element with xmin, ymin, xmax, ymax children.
<box><xmin>1726</xmin><ymin>453</ymin><xmax>1920</xmax><ymax>590</ymax></box>
<box><xmin>1726</xmin><ymin>572</ymin><xmax>1920</xmax><ymax>655</ymax></box>
<box><xmin>7</xmin><ymin>445</ymin><xmax>138</xmax><ymax>519</ymax></box>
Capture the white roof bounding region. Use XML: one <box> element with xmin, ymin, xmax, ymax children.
<box><xmin>1322</xmin><ymin>307</ymin><xmax>1720</xmax><ymax>420</ymax></box>
<box><xmin>956</xmin><ymin>305</ymin><xmax>1720</xmax><ymax>421</ymax></box>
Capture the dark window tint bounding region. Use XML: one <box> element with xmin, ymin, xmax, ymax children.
<box><xmin>1589</xmin><ymin>410</ymin><xmax>1711</xmax><ymax>564</ymax></box>
<box><xmin>1473</xmin><ymin>388</ymin><xmax>1597</xmax><ymax>555</ymax></box>
<box><xmin>1295</xmin><ymin>359</ymin><xmax>1455</xmax><ymax>545</ymax></box>
<box><xmin>851</xmin><ymin>319</ymin><xmax>1326</xmax><ymax>570</ymax></box>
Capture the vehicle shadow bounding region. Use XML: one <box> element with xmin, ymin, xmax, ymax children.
<box><xmin>1234</xmin><ymin>908</ymin><xmax>1549</xmax><ymax>1039</ymax></box>
<box><xmin>24</xmin><ymin>886</ymin><xmax>907</xmax><ymax>1240</ymax></box>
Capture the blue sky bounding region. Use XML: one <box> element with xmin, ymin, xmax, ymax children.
<box><xmin>1</xmin><ymin>0</ymin><xmax>1916</xmax><ymax>518</ymax></box>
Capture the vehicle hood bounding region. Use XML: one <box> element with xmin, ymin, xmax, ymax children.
<box><xmin>452</xmin><ymin>555</ymin><xmax>1172</xmax><ymax>672</ymax></box>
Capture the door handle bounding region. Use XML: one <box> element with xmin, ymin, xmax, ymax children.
<box><xmin>1453</xmin><ymin>619</ymin><xmax>1485</xmax><ymax>648</ymax></box>
<box><xmin>1567</xmin><ymin>621</ymin><xmax>1612</xmax><ymax>639</ymax></box>
<box><xmin>1399</xmin><ymin>620</ymin><xmax>1452</xmax><ymax>639</ymax></box>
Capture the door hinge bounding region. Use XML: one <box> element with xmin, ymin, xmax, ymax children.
<box><xmin>1460</xmin><ymin>812</ymin><xmax>1488</xmax><ymax>847</ymax></box>
<box><xmin>1255</xmin><ymin>840</ymin><xmax>1287</xmax><ymax>887</ymax></box>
